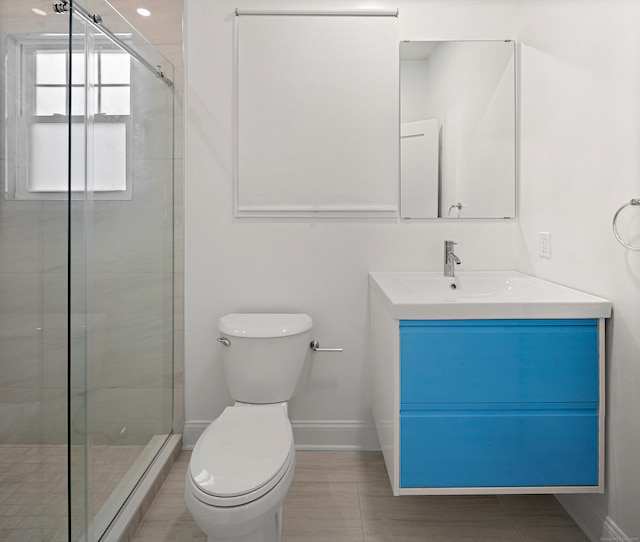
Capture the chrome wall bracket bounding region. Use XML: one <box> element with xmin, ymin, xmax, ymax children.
<box><xmin>53</xmin><ymin>1</ymin><xmax>102</xmax><ymax>23</ymax></box>
<box><xmin>51</xmin><ymin>0</ymin><xmax>174</xmax><ymax>87</ymax></box>
<box><xmin>53</xmin><ymin>1</ymin><xmax>69</xmax><ymax>13</ymax></box>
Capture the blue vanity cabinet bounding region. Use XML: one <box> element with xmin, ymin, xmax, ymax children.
<box><xmin>398</xmin><ymin>319</ymin><xmax>602</xmax><ymax>492</ymax></box>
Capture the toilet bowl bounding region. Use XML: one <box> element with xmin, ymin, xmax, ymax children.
<box><xmin>185</xmin><ymin>313</ymin><xmax>313</xmax><ymax>542</ymax></box>
<box><xmin>185</xmin><ymin>403</ymin><xmax>295</xmax><ymax>542</ymax></box>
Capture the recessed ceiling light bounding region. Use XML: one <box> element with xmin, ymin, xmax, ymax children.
<box><xmin>136</xmin><ymin>8</ymin><xmax>151</xmax><ymax>17</ymax></box>
<box><xmin>32</xmin><ymin>7</ymin><xmax>47</xmax><ymax>16</ymax></box>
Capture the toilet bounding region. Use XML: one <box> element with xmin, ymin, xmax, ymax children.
<box><xmin>185</xmin><ymin>313</ymin><xmax>313</xmax><ymax>542</ymax></box>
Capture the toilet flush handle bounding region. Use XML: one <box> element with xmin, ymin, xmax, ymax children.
<box><xmin>217</xmin><ymin>337</ymin><xmax>231</xmax><ymax>347</ymax></box>
<box><xmin>310</xmin><ymin>340</ymin><xmax>343</xmax><ymax>352</ymax></box>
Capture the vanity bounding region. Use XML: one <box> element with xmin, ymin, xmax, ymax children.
<box><xmin>369</xmin><ymin>271</ymin><xmax>612</xmax><ymax>495</ymax></box>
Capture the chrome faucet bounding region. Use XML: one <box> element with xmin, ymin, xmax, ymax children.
<box><xmin>444</xmin><ymin>240</ymin><xmax>461</xmax><ymax>277</ymax></box>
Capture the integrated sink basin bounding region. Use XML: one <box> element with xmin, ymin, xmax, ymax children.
<box><xmin>369</xmin><ymin>271</ymin><xmax>612</xmax><ymax>319</ymax></box>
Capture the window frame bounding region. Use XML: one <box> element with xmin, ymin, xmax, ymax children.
<box><xmin>4</xmin><ymin>33</ymin><xmax>133</xmax><ymax>201</ymax></box>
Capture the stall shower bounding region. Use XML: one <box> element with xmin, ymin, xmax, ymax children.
<box><xmin>0</xmin><ymin>0</ymin><xmax>175</xmax><ymax>540</ymax></box>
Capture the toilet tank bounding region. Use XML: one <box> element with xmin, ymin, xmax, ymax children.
<box><xmin>218</xmin><ymin>313</ymin><xmax>313</xmax><ymax>404</ymax></box>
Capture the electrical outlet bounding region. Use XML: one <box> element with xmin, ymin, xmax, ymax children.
<box><xmin>538</xmin><ymin>232</ymin><xmax>551</xmax><ymax>259</ymax></box>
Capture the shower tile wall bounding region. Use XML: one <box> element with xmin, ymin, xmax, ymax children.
<box><xmin>84</xmin><ymin>55</ymin><xmax>175</xmax><ymax>444</ymax></box>
<box><xmin>106</xmin><ymin>0</ymin><xmax>187</xmax><ymax>436</ymax></box>
<box><xmin>0</xmin><ymin>0</ymin><xmax>185</xmax><ymax>444</ymax></box>
<box><xmin>0</xmin><ymin>3</ymin><xmax>70</xmax><ymax>446</ymax></box>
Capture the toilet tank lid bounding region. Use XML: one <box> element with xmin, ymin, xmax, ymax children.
<box><xmin>219</xmin><ymin>313</ymin><xmax>313</xmax><ymax>338</ymax></box>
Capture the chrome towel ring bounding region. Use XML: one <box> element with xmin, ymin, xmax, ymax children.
<box><xmin>613</xmin><ymin>199</ymin><xmax>640</xmax><ymax>250</ymax></box>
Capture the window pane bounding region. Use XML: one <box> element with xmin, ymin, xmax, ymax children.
<box><xmin>100</xmin><ymin>52</ymin><xmax>130</xmax><ymax>84</ymax></box>
<box><xmin>36</xmin><ymin>52</ymin><xmax>66</xmax><ymax>84</ymax></box>
<box><xmin>93</xmin><ymin>123</ymin><xmax>127</xmax><ymax>191</ymax></box>
<box><xmin>28</xmin><ymin>123</ymin><xmax>85</xmax><ymax>192</ymax></box>
<box><xmin>30</xmin><ymin>123</ymin><xmax>127</xmax><ymax>192</ymax></box>
<box><xmin>71</xmin><ymin>53</ymin><xmax>85</xmax><ymax>85</ymax></box>
<box><xmin>35</xmin><ymin>87</ymin><xmax>66</xmax><ymax>115</ymax></box>
<box><xmin>71</xmin><ymin>86</ymin><xmax>86</xmax><ymax>116</ymax></box>
<box><xmin>100</xmin><ymin>88</ymin><xmax>130</xmax><ymax>115</ymax></box>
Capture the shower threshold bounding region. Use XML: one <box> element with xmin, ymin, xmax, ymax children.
<box><xmin>93</xmin><ymin>434</ymin><xmax>169</xmax><ymax>540</ymax></box>
<box><xmin>100</xmin><ymin>433</ymin><xmax>181</xmax><ymax>541</ymax></box>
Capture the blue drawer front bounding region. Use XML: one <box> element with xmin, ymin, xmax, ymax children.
<box><xmin>400</xmin><ymin>319</ymin><xmax>599</xmax><ymax>405</ymax></box>
<box><xmin>400</xmin><ymin>410</ymin><xmax>599</xmax><ymax>487</ymax></box>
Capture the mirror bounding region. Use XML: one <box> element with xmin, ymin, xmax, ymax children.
<box><xmin>400</xmin><ymin>40</ymin><xmax>516</xmax><ymax>219</ymax></box>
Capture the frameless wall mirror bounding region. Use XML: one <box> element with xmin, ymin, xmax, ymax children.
<box><xmin>400</xmin><ymin>40</ymin><xmax>516</xmax><ymax>219</ymax></box>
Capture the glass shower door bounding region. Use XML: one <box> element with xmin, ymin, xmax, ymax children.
<box><xmin>1</xmin><ymin>3</ymin><xmax>73</xmax><ymax>541</ymax></box>
<box><xmin>69</xmin><ymin>1</ymin><xmax>175</xmax><ymax>539</ymax></box>
<box><xmin>1</xmin><ymin>0</ymin><xmax>174</xmax><ymax>538</ymax></box>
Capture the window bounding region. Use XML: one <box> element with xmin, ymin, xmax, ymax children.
<box><xmin>4</xmin><ymin>34</ymin><xmax>132</xmax><ymax>200</ymax></box>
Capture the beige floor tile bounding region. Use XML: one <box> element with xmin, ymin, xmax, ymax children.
<box><xmin>520</xmin><ymin>527</ymin><xmax>589</xmax><ymax>542</ymax></box>
<box><xmin>293</xmin><ymin>451</ymin><xmax>389</xmax><ymax>484</ymax></box>
<box><xmin>515</xmin><ymin>525</ymin><xmax>591</xmax><ymax>542</ymax></box>
<box><xmin>498</xmin><ymin>494</ymin><xmax>587</xmax><ymax>540</ymax></box>
<box><xmin>173</xmin><ymin>451</ymin><xmax>191</xmax><ymax>464</ymax></box>
<box><xmin>282</xmin><ymin>521</ymin><xmax>364</xmax><ymax>542</ymax></box>
<box><xmin>131</xmin><ymin>451</ymin><xmax>593</xmax><ymax>542</ymax></box>
<box><xmin>282</xmin><ymin>481</ymin><xmax>364</xmax><ymax>542</ymax></box>
<box><xmin>362</xmin><ymin>519</ymin><xmax>522</xmax><ymax>542</ymax></box>
<box><xmin>164</xmin><ymin>468</ymin><xmax>189</xmax><ymax>486</ymax></box>
<box><xmin>143</xmin><ymin>488</ymin><xmax>193</xmax><ymax>522</ymax></box>
<box><xmin>358</xmin><ymin>480</ymin><xmax>507</xmax><ymax>524</ymax></box>
<box><xmin>498</xmin><ymin>494</ymin><xmax>569</xmax><ymax>517</ymax></box>
<box><xmin>154</xmin><ymin>475</ymin><xmax>188</xmax><ymax>495</ymax></box>
<box><xmin>511</xmin><ymin>510</ymin><xmax>589</xmax><ymax>542</ymax></box>
<box><xmin>130</xmin><ymin>519</ymin><xmax>206</xmax><ymax>541</ymax></box>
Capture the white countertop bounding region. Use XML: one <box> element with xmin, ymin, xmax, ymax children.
<box><xmin>369</xmin><ymin>271</ymin><xmax>612</xmax><ymax>320</ymax></box>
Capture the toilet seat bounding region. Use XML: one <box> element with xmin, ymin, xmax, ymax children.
<box><xmin>189</xmin><ymin>405</ymin><xmax>294</xmax><ymax>507</ymax></box>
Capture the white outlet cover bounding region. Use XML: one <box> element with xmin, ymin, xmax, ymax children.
<box><xmin>538</xmin><ymin>232</ymin><xmax>551</xmax><ymax>258</ymax></box>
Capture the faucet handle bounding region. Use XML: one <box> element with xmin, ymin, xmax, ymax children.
<box><xmin>445</xmin><ymin>240</ymin><xmax>457</xmax><ymax>246</ymax></box>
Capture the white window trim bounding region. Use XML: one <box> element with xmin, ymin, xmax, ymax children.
<box><xmin>4</xmin><ymin>33</ymin><xmax>133</xmax><ymax>201</ymax></box>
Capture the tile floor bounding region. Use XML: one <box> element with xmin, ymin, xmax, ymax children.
<box><xmin>0</xmin><ymin>444</ymin><xmax>146</xmax><ymax>542</ymax></box>
<box><xmin>132</xmin><ymin>451</ymin><xmax>591</xmax><ymax>542</ymax></box>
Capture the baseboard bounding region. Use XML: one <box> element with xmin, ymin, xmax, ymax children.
<box><xmin>182</xmin><ymin>419</ymin><xmax>381</xmax><ymax>451</ymax></box>
<box><xmin>182</xmin><ymin>421</ymin><xmax>209</xmax><ymax>450</ymax></box>
<box><xmin>557</xmin><ymin>494</ymin><xmax>635</xmax><ymax>542</ymax></box>
<box><xmin>601</xmin><ymin>517</ymin><xmax>636</xmax><ymax>542</ymax></box>
<box><xmin>291</xmin><ymin>420</ymin><xmax>381</xmax><ymax>451</ymax></box>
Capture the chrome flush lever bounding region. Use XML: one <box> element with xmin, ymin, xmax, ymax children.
<box><xmin>217</xmin><ymin>337</ymin><xmax>230</xmax><ymax>347</ymax></box>
<box><xmin>310</xmin><ymin>340</ymin><xmax>343</xmax><ymax>352</ymax></box>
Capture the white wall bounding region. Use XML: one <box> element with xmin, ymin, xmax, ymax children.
<box><xmin>517</xmin><ymin>1</ymin><xmax>640</xmax><ymax>540</ymax></box>
<box><xmin>185</xmin><ymin>0</ymin><xmax>640</xmax><ymax>539</ymax></box>
<box><xmin>184</xmin><ymin>0</ymin><xmax>518</xmax><ymax>448</ymax></box>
